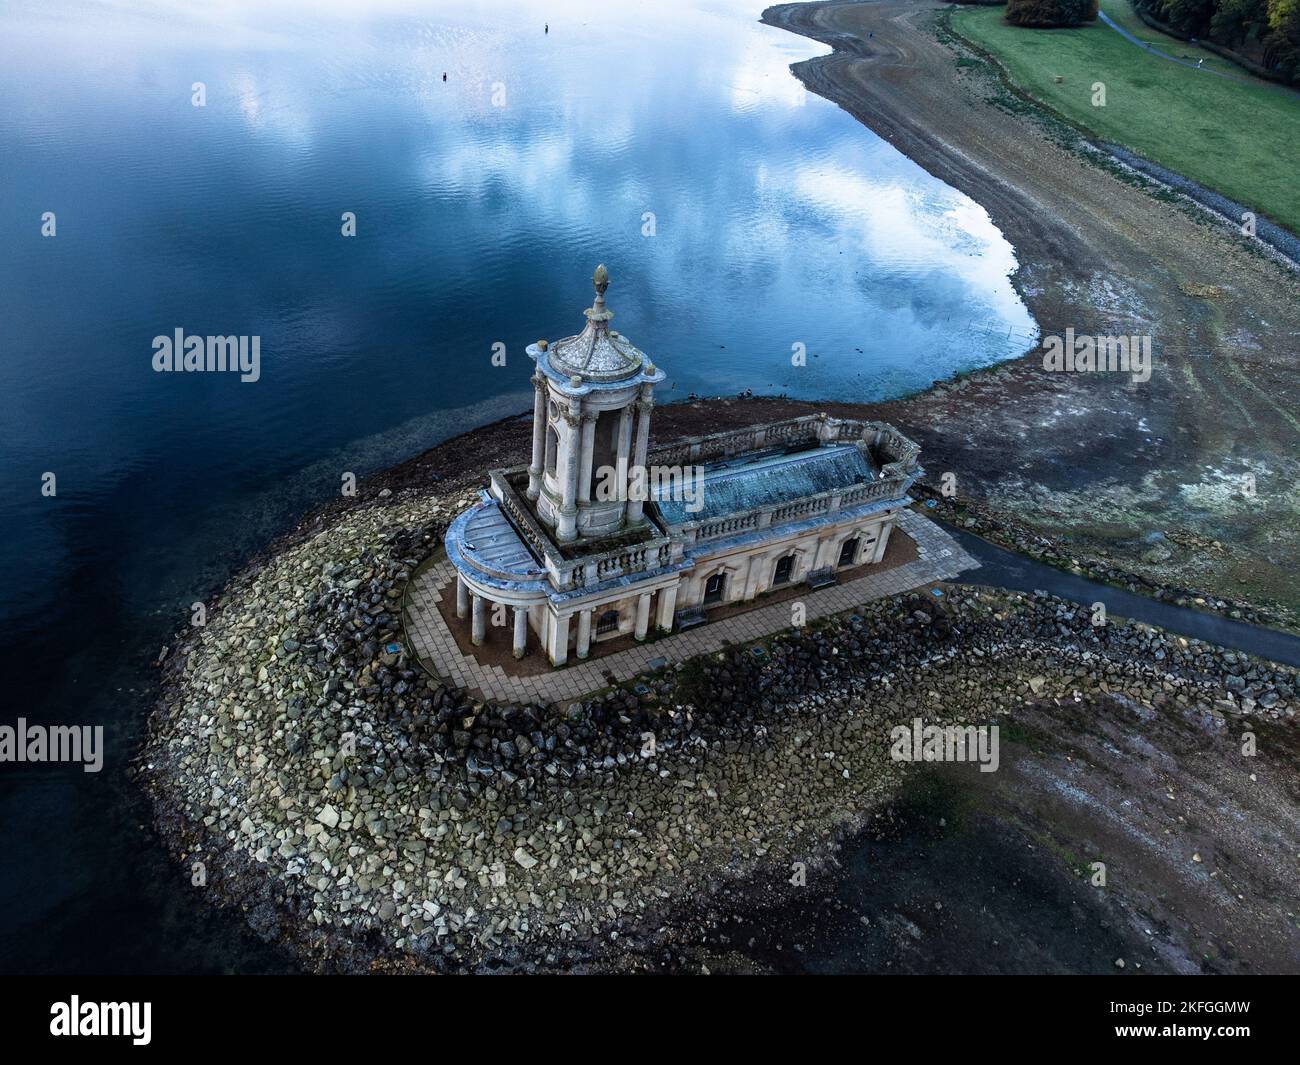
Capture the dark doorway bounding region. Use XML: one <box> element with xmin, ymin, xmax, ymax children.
<box><xmin>773</xmin><ymin>554</ymin><xmax>795</xmax><ymax>586</ymax></box>
<box><xmin>592</xmin><ymin>408</ymin><xmax>621</xmax><ymax>490</ymax></box>
<box><xmin>703</xmin><ymin>572</ymin><xmax>726</xmax><ymax>605</ymax></box>
<box><xmin>838</xmin><ymin>537</ymin><xmax>859</xmax><ymax>567</ymax></box>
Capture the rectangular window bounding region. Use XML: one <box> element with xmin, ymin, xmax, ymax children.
<box><xmin>704</xmin><ymin>573</ymin><xmax>725</xmax><ymax>605</ymax></box>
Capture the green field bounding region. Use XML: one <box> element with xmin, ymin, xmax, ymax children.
<box><xmin>952</xmin><ymin>2</ymin><xmax>1300</xmax><ymax>235</ymax></box>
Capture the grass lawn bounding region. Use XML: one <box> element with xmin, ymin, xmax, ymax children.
<box><xmin>952</xmin><ymin>1</ymin><xmax>1300</xmax><ymax>235</ymax></box>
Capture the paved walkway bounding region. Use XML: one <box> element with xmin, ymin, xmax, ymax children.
<box><xmin>403</xmin><ymin>509</ymin><xmax>980</xmax><ymax>703</ymax></box>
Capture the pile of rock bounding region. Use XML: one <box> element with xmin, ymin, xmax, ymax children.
<box><xmin>142</xmin><ymin>485</ymin><xmax>1298</xmax><ymax>973</ymax></box>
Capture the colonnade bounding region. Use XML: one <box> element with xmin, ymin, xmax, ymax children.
<box><xmin>455</xmin><ymin>577</ymin><xmax>678</xmax><ymax>665</ymax></box>
<box><xmin>456</xmin><ymin>578</ymin><xmax>530</xmax><ymax>659</ymax></box>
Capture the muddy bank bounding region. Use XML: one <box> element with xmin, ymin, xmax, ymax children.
<box><xmin>678</xmin><ymin>690</ymin><xmax>1300</xmax><ymax>974</ymax></box>
<box><xmin>762</xmin><ymin>1</ymin><xmax>1300</xmax><ymax>615</ymax></box>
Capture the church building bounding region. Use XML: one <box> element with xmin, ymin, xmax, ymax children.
<box><xmin>444</xmin><ymin>265</ymin><xmax>923</xmax><ymax>665</ymax></box>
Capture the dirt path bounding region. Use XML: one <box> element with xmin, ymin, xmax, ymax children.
<box><xmin>762</xmin><ymin>1</ymin><xmax>1300</xmax><ymax>613</ymax></box>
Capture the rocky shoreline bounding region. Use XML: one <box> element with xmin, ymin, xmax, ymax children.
<box><xmin>139</xmin><ymin>421</ymin><xmax>1300</xmax><ymax>972</ymax></box>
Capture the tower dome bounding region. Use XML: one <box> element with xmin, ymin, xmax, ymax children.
<box><xmin>545</xmin><ymin>265</ymin><xmax>656</xmax><ymax>385</ymax></box>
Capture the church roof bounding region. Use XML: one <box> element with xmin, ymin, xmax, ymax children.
<box><xmin>653</xmin><ymin>444</ymin><xmax>879</xmax><ymax>527</ymax></box>
<box><xmin>550</xmin><ymin>324</ymin><xmax>648</xmax><ymax>382</ymax></box>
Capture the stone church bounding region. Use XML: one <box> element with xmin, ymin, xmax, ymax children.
<box><xmin>445</xmin><ymin>265</ymin><xmax>923</xmax><ymax>665</ymax></box>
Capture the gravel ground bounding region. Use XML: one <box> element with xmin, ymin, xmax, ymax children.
<box><xmin>1100</xmin><ymin>143</ymin><xmax>1300</xmax><ymax>266</ymax></box>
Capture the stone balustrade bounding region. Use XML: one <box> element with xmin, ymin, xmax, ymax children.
<box><xmin>678</xmin><ymin>467</ymin><xmax>916</xmax><ymax>546</ymax></box>
<box><xmin>490</xmin><ymin>468</ymin><xmax>675</xmax><ymax>591</ymax></box>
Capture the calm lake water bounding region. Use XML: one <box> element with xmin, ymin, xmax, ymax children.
<box><xmin>0</xmin><ymin>0</ymin><xmax>1034</xmax><ymax>972</ymax></box>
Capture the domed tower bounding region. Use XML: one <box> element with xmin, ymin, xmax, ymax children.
<box><xmin>525</xmin><ymin>265</ymin><xmax>665</xmax><ymax>543</ymax></box>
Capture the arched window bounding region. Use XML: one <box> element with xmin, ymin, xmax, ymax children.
<box><xmin>544</xmin><ymin>425</ymin><xmax>559</xmax><ymax>476</ymax></box>
<box><xmin>773</xmin><ymin>554</ymin><xmax>795</xmax><ymax>586</ymax></box>
<box><xmin>596</xmin><ymin>609</ymin><xmax>620</xmax><ymax>635</ymax></box>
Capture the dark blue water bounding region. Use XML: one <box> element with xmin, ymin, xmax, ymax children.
<box><xmin>0</xmin><ymin>0</ymin><xmax>1034</xmax><ymax>972</ymax></box>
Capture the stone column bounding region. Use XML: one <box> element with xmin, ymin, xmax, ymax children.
<box><xmin>556</xmin><ymin>411</ymin><xmax>581</xmax><ymax>542</ymax></box>
<box><xmin>577</xmin><ymin>412</ymin><xmax>597</xmax><ymax>504</ymax></box>
<box><xmin>872</xmin><ymin>518</ymin><xmax>892</xmax><ymax>563</ymax></box>
<box><xmin>512</xmin><ymin>606</ymin><xmax>528</xmax><ymax>659</ymax></box>
<box><xmin>626</xmin><ymin>393</ymin><xmax>654</xmax><ymax>523</ymax></box>
<box><xmin>471</xmin><ymin>595</ymin><xmax>486</xmax><ymax>646</ymax></box>
<box><xmin>634</xmin><ymin>592</ymin><xmax>651</xmax><ymax>641</ymax></box>
<box><xmin>655</xmin><ymin>583</ymin><xmax>678</xmax><ymax>632</ymax></box>
<box><xmin>549</xmin><ymin>613</ymin><xmax>570</xmax><ymax>667</ymax></box>
<box><xmin>456</xmin><ymin>576</ymin><xmax>469</xmax><ymax>619</ymax></box>
<box><xmin>576</xmin><ymin>609</ymin><xmax>593</xmax><ymax>659</ymax></box>
<box><xmin>527</xmin><ymin>374</ymin><xmax>546</xmax><ymax>499</ymax></box>
<box><xmin>795</xmin><ymin>548</ymin><xmax>814</xmax><ymax>583</ymax></box>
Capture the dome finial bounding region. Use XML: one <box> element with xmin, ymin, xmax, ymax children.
<box><xmin>587</xmin><ymin>263</ymin><xmax>613</xmax><ymax>323</ymax></box>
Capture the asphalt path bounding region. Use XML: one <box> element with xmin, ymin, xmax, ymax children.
<box><xmin>941</xmin><ymin>520</ymin><xmax>1300</xmax><ymax>668</ymax></box>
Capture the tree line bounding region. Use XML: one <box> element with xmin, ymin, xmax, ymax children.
<box><xmin>1131</xmin><ymin>0</ymin><xmax>1300</xmax><ymax>84</ymax></box>
<box><xmin>990</xmin><ymin>0</ymin><xmax>1300</xmax><ymax>85</ymax></box>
